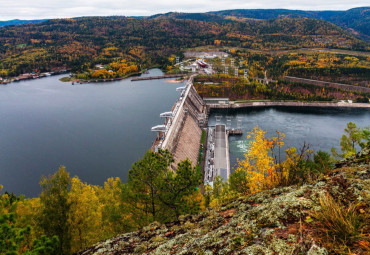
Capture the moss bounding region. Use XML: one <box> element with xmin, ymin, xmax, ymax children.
<box><xmin>133</xmin><ymin>243</ymin><xmax>147</xmax><ymax>253</ymax></box>
<box><xmin>287</xmin><ymin>234</ymin><xmax>297</xmax><ymax>243</ymax></box>
<box><xmin>183</xmin><ymin>221</ymin><xmax>195</xmax><ymax>229</ymax></box>
<box><xmin>307</xmin><ymin>244</ymin><xmax>328</xmax><ymax>255</ymax></box>
<box><xmin>268</xmin><ymin>237</ymin><xmax>296</xmax><ymax>254</ymax></box>
<box><xmin>150</xmin><ymin>235</ymin><xmax>165</xmax><ymax>243</ymax></box>
<box><xmin>239</xmin><ymin>244</ymin><xmax>271</xmax><ymax>255</ymax></box>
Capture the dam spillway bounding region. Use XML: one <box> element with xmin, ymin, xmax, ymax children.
<box><xmin>151</xmin><ymin>75</ymin><xmax>207</xmax><ymax>167</ymax></box>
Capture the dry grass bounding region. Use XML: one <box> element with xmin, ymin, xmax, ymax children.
<box><xmin>312</xmin><ymin>193</ymin><xmax>369</xmax><ymax>253</ymax></box>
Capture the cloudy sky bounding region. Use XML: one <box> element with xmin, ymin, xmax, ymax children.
<box><xmin>0</xmin><ymin>0</ymin><xmax>368</xmax><ymax>20</ymax></box>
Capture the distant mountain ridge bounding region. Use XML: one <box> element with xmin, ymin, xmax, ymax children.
<box><xmin>149</xmin><ymin>7</ymin><xmax>370</xmax><ymax>41</ymax></box>
<box><xmin>0</xmin><ymin>19</ymin><xmax>48</xmax><ymax>27</ymax></box>
<box><xmin>209</xmin><ymin>7</ymin><xmax>370</xmax><ymax>41</ymax></box>
<box><xmin>1</xmin><ymin>7</ymin><xmax>368</xmax><ymax>40</ymax></box>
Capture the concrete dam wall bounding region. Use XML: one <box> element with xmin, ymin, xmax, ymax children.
<box><xmin>154</xmin><ymin>77</ymin><xmax>207</xmax><ymax>167</ymax></box>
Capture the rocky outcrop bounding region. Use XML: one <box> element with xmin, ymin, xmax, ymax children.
<box><xmin>335</xmin><ymin>146</ymin><xmax>370</xmax><ymax>168</ymax></box>
<box><xmin>77</xmin><ymin>152</ymin><xmax>369</xmax><ymax>255</ymax></box>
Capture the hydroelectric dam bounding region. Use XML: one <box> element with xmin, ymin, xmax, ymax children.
<box><xmin>150</xmin><ymin>75</ymin><xmax>230</xmax><ymax>184</ymax></box>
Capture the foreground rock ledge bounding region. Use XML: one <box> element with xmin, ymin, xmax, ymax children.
<box><xmin>77</xmin><ymin>153</ymin><xmax>369</xmax><ymax>254</ymax></box>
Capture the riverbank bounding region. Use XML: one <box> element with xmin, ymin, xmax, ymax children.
<box><xmin>165</xmin><ymin>78</ymin><xmax>185</xmax><ymax>83</ymax></box>
<box><xmin>59</xmin><ymin>65</ymin><xmax>165</xmax><ymax>84</ymax></box>
<box><xmin>59</xmin><ymin>71</ymin><xmax>142</xmax><ymax>84</ymax></box>
<box><xmin>207</xmin><ymin>101</ymin><xmax>370</xmax><ymax>109</ymax></box>
<box><xmin>1</xmin><ymin>70</ymin><xmax>69</xmax><ymax>85</ymax></box>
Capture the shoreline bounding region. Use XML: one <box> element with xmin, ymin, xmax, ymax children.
<box><xmin>1</xmin><ymin>70</ymin><xmax>70</xmax><ymax>85</ymax></box>
<box><xmin>165</xmin><ymin>78</ymin><xmax>186</xmax><ymax>83</ymax></box>
<box><xmin>207</xmin><ymin>101</ymin><xmax>370</xmax><ymax>109</ymax></box>
<box><xmin>59</xmin><ymin>66</ymin><xmax>164</xmax><ymax>84</ymax></box>
<box><xmin>59</xmin><ymin>71</ymin><xmax>142</xmax><ymax>84</ymax></box>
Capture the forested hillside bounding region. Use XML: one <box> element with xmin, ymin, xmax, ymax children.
<box><xmin>210</xmin><ymin>7</ymin><xmax>370</xmax><ymax>41</ymax></box>
<box><xmin>0</xmin><ymin>16</ymin><xmax>368</xmax><ymax>77</ymax></box>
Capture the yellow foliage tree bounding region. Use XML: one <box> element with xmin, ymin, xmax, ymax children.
<box><xmin>235</xmin><ymin>126</ymin><xmax>286</xmax><ymax>194</ymax></box>
<box><xmin>68</xmin><ymin>177</ymin><xmax>103</xmax><ymax>253</ymax></box>
<box><xmin>95</xmin><ymin>177</ymin><xmax>135</xmax><ymax>239</ymax></box>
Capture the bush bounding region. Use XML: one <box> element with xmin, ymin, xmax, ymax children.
<box><xmin>355</xmin><ymin>97</ymin><xmax>369</xmax><ymax>103</ymax></box>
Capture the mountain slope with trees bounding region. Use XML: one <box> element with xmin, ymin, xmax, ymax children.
<box><xmin>210</xmin><ymin>7</ymin><xmax>370</xmax><ymax>41</ymax></box>
<box><xmin>0</xmin><ymin>15</ymin><xmax>368</xmax><ymax>78</ymax></box>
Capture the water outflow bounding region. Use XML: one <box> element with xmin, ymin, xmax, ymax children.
<box><xmin>208</xmin><ymin>106</ymin><xmax>370</xmax><ymax>171</ymax></box>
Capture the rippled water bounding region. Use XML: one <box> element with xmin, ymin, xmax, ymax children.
<box><xmin>208</xmin><ymin>106</ymin><xmax>369</xmax><ymax>170</ymax></box>
<box><xmin>0</xmin><ymin>69</ymin><xmax>183</xmax><ymax>197</ymax></box>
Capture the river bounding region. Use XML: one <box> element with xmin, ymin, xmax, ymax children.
<box><xmin>208</xmin><ymin>107</ymin><xmax>369</xmax><ymax>170</ymax></box>
<box><xmin>0</xmin><ymin>69</ymin><xmax>183</xmax><ymax>197</ymax></box>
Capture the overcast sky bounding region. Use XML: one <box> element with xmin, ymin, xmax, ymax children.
<box><xmin>0</xmin><ymin>0</ymin><xmax>368</xmax><ymax>20</ymax></box>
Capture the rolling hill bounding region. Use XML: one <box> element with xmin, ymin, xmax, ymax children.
<box><xmin>0</xmin><ymin>13</ymin><xmax>368</xmax><ymax>77</ymax></box>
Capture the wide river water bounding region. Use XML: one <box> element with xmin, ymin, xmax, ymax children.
<box><xmin>0</xmin><ymin>70</ymin><xmax>369</xmax><ymax>197</ymax></box>
<box><xmin>208</xmin><ymin>107</ymin><xmax>369</xmax><ymax>171</ymax></box>
<box><xmin>0</xmin><ymin>69</ymin><xmax>183</xmax><ymax>197</ymax></box>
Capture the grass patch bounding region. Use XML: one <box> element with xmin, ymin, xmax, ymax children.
<box><xmin>197</xmin><ymin>130</ymin><xmax>207</xmax><ymax>167</ymax></box>
<box><xmin>59</xmin><ymin>76</ymin><xmax>72</xmax><ymax>82</ymax></box>
<box><xmin>16</xmin><ymin>44</ymin><xmax>26</xmax><ymax>49</ymax></box>
<box><xmin>312</xmin><ymin>193</ymin><xmax>369</xmax><ymax>253</ymax></box>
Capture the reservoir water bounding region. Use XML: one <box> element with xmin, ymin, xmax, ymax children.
<box><xmin>1</xmin><ymin>71</ymin><xmax>369</xmax><ymax>197</ymax></box>
<box><xmin>0</xmin><ymin>69</ymin><xmax>182</xmax><ymax>197</ymax></box>
<box><xmin>208</xmin><ymin>107</ymin><xmax>369</xmax><ymax>171</ymax></box>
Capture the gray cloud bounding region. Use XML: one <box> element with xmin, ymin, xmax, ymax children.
<box><xmin>0</xmin><ymin>0</ymin><xmax>368</xmax><ymax>20</ymax></box>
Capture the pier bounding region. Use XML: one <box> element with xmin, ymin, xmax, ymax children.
<box><xmin>228</xmin><ymin>129</ymin><xmax>243</xmax><ymax>135</ymax></box>
<box><xmin>131</xmin><ymin>74</ymin><xmax>185</xmax><ymax>81</ymax></box>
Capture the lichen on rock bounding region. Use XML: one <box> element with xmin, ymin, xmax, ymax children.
<box><xmin>77</xmin><ymin>152</ymin><xmax>369</xmax><ymax>255</ymax></box>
